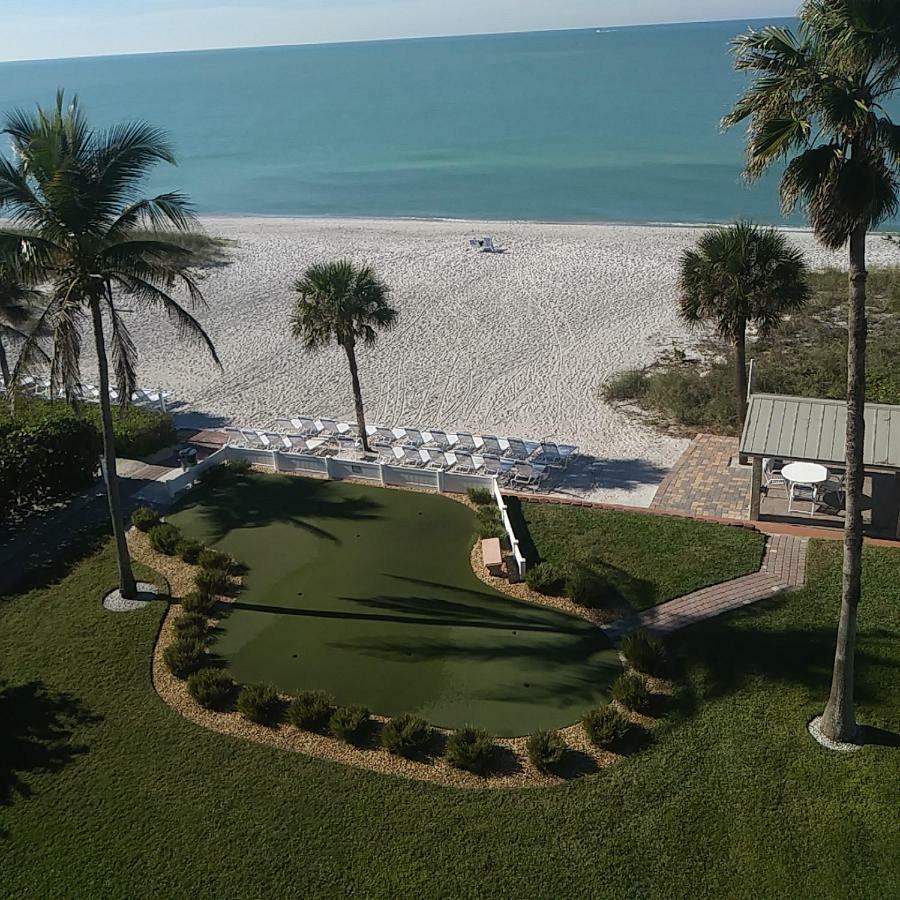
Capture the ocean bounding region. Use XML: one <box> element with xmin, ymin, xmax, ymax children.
<box><xmin>0</xmin><ymin>19</ymin><xmax>852</xmax><ymax>225</ymax></box>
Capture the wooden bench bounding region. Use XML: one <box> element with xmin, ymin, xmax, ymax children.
<box><xmin>481</xmin><ymin>538</ymin><xmax>503</xmax><ymax>576</ymax></box>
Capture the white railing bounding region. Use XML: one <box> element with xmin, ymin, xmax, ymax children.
<box><xmin>161</xmin><ymin>446</ymin><xmax>231</xmax><ymax>497</ymax></box>
<box><xmin>492</xmin><ymin>478</ymin><xmax>527</xmax><ymax>579</ymax></box>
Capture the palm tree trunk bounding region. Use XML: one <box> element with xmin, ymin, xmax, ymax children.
<box><xmin>89</xmin><ymin>295</ymin><xmax>138</xmax><ymax>599</ymax></box>
<box><xmin>734</xmin><ymin>321</ymin><xmax>748</xmax><ymax>429</ymax></box>
<box><xmin>0</xmin><ymin>336</ymin><xmax>12</xmax><ymax>413</ymax></box>
<box><xmin>821</xmin><ymin>222</ymin><xmax>867</xmax><ymax>744</ymax></box>
<box><xmin>343</xmin><ymin>340</ymin><xmax>370</xmax><ymax>453</ymax></box>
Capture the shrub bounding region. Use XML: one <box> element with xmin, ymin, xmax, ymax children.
<box><xmin>132</xmin><ymin>505</ymin><xmax>160</xmax><ymax>532</ymax></box>
<box><xmin>194</xmin><ymin>567</ymin><xmax>230</xmax><ymax>596</ymax></box>
<box><xmin>620</xmin><ymin>631</ymin><xmax>668</xmax><ymax>677</ymax></box>
<box><xmin>380</xmin><ymin>713</ymin><xmax>431</xmax><ymax>759</ymax></box>
<box><xmin>525</xmin><ymin>561</ymin><xmax>565</xmax><ymax>596</ymax></box>
<box><xmin>198</xmin><ymin>464</ymin><xmax>228</xmax><ymax>487</ymax></box>
<box><xmin>163</xmin><ymin>638</ymin><xmax>206</xmax><ymax>679</ymax></box>
<box><xmin>329</xmin><ymin>705</ymin><xmax>370</xmax><ymax>743</ymax></box>
<box><xmin>99</xmin><ymin>404</ymin><xmax>176</xmax><ymax>458</ymax></box>
<box><xmin>187</xmin><ymin>668</ymin><xmax>235</xmax><ymax>710</ymax></box>
<box><xmin>466</xmin><ymin>486</ymin><xmax>493</xmax><ymax>505</ymax></box>
<box><xmin>176</xmin><ymin>538</ymin><xmax>204</xmax><ymax>565</ymax></box>
<box><xmin>198</xmin><ymin>548</ymin><xmax>236</xmax><ymax>573</ymax></box>
<box><xmin>286</xmin><ymin>690</ymin><xmax>335</xmax><ymax>731</ymax></box>
<box><xmin>601</xmin><ymin>367</ymin><xmax>648</xmax><ymax>403</ymax></box>
<box><xmin>227</xmin><ymin>457</ymin><xmax>252</xmax><ymax>474</ymax></box>
<box><xmin>148</xmin><ymin>523</ymin><xmax>181</xmax><ymax>556</ymax></box>
<box><xmin>445</xmin><ymin>726</ymin><xmax>495</xmax><ymax>775</ymax></box>
<box><xmin>526</xmin><ymin>729</ymin><xmax>566</xmax><ymax>772</ymax></box>
<box><xmin>582</xmin><ymin>705</ymin><xmax>630</xmax><ymax>748</ymax></box>
<box><xmin>476</xmin><ymin>507</ymin><xmax>506</xmax><ymax>540</ymax></box>
<box><xmin>237</xmin><ymin>683</ymin><xmax>281</xmax><ymax>725</ymax></box>
<box><xmin>172</xmin><ymin>612</ymin><xmax>208</xmax><ymax>643</ymax></box>
<box><xmin>565</xmin><ymin>565</ymin><xmax>610</xmax><ymax>608</ymax></box>
<box><xmin>612</xmin><ymin>672</ymin><xmax>651</xmax><ymax>713</ymax></box>
<box><xmin>181</xmin><ymin>591</ymin><xmax>217</xmax><ymax>615</ymax></box>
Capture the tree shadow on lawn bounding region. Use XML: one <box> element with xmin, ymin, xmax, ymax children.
<box><xmin>179</xmin><ymin>474</ymin><xmax>383</xmax><ymax>544</ymax></box>
<box><xmin>0</xmin><ymin>680</ymin><xmax>101</xmax><ymax>833</ymax></box>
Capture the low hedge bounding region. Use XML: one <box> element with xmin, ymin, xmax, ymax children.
<box><xmin>287</xmin><ymin>690</ymin><xmax>335</xmax><ymax>732</ymax></box>
<box><xmin>132</xmin><ymin>506</ymin><xmax>160</xmax><ymax>532</ymax></box>
<box><xmin>148</xmin><ymin>523</ymin><xmax>181</xmax><ymax>556</ymax></box>
<box><xmin>582</xmin><ymin>706</ymin><xmax>629</xmax><ymax>748</ymax></box>
<box><xmin>526</xmin><ymin>729</ymin><xmax>566</xmax><ymax>771</ymax></box>
<box><xmin>380</xmin><ymin>713</ymin><xmax>431</xmax><ymax>759</ymax></box>
<box><xmin>197</xmin><ymin>549</ymin><xmax>236</xmax><ymax>573</ymax></box>
<box><xmin>466</xmin><ymin>486</ymin><xmax>493</xmax><ymax>505</ymax></box>
<box><xmin>445</xmin><ymin>726</ymin><xmax>495</xmax><ymax>775</ymax></box>
<box><xmin>329</xmin><ymin>705</ymin><xmax>370</xmax><ymax>744</ymax></box>
<box><xmin>237</xmin><ymin>683</ymin><xmax>282</xmax><ymax>725</ymax></box>
<box><xmin>195</xmin><ymin>567</ymin><xmax>231</xmax><ymax>596</ymax></box>
<box><xmin>163</xmin><ymin>638</ymin><xmax>206</xmax><ymax>679</ymax></box>
<box><xmin>181</xmin><ymin>591</ymin><xmax>217</xmax><ymax>615</ymax></box>
<box><xmin>187</xmin><ymin>668</ymin><xmax>235</xmax><ymax>710</ymax></box>
<box><xmin>172</xmin><ymin>612</ymin><xmax>208</xmax><ymax>643</ymax></box>
<box><xmin>177</xmin><ymin>539</ymin><xmax>204</xmax><ymax>565</ymax></box>
<box><xmin>525</xmin><ymin>561</ymin><xmax>566</xmax><ymax>596</ymax></box>
<box><xmin>612</xmin><ymin>672</ymin><xmax>651</xmax><ymax>713</ymax></box>
<box><xmin>620</xmin><ymin>631</ymin><xmax>668</xmax><ymax>677</ymax></box>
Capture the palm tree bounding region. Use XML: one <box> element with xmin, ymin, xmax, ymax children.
<box><xmin>0</xmin><ymin>93</ymin><xmax>220</xmax><ymax>599</ymax></box>
<box><xmin>0</xmin><ymin>263</ymin><xmax>43</xmax><ymax>398</ymax></box>
<box><xmin>678</xmin><ymin>221</ymin><xmax>811</xmax><ymax>428</ymax></box>
<box><xmin>290</xmin><ymin>261</ymin><xmax>398</xmax><ymax>453</ymax></box>
<box><xmin>724</xmin><ymin>1</ymin><xmax>900</xmax><ymax>743</ymax></box>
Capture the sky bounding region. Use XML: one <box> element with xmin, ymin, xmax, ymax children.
<box><xmin>0</xmin><ymin>1</ymin><xmax>798</xmax><ymax>63</ymax></box>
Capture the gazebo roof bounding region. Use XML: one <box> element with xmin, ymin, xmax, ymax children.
<box><xmin>740</xmin><ymin>393</ymin><xmax>900</xmax><ymax>472</ymax></box>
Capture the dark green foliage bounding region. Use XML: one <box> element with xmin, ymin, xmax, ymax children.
<box><xmin>524</xmin><ymin>561</ymin><xmax>565</xmax><ymax>595</ymax></box>
<box><xmin>612</xmin><ymin>672</ymin><xmax>651</xmax><ymax>713</ymax></box>
<box><xmin>0</xmin><ymin>413</ymin><xmax>100</xmax><ymax>521</ymax></box>
<box><xmin>132</xmin><ymin>506</ymin><xmax>160</xmax><ymax>532</ymax></box>
<box><xmin>176</xmin><ymin>538</ymin><xmax>204</xmax><ymax>565</ymax></box>
<box><xmin>162</xmin><ymin>638</ymin><xmax>206</xmax><ymax>679</ymax></box>
<box><xmin>329</xmin><ymin>705</ymin><xmax>370</xmax><ymax>743</ymax></box>
<box><xmin>172</xmin><ymin>612</ymin><xmax>207</xmax><ymax>644</ymax></box>
<box><xmin>466</xmin><ymin>486</ymin><xmax>493</xmax><ymax>505</ymax></box>
<box><xmin>93</xmin><ymin>404</ymin><xmax>176</xmax><ymax>459</ymax></box>
<box><xmin>526</xmin><ymin>729</ymin><xmax>566</xmax><ymax>771</ymax></box>
<box><xmin>197</xmin><ymin>548</ymin><xmax>236</xmax><ymax>573</ymax></box>
<box><xmin>582</xmin><ymin>706</ymin><xmax>630</xmax><ymax>748</ymax></box>
<box><xmin>198</xmin><ymin>464</ymin><xmax>228</xmax><ymax>487</ymax></box>
<box><xmin>237</xmin><ymin>683</ymin><xmax>281</xmax><ymax>725</ymax></box>
<box><xmin>445</xmin><ymin>726</ymin><xmax>495</xmax><ymax>775</ymax></box>
<box><xmin>380</xmin><ymin>713</ymin><xmax>431</xmax><ymax>758</ymax></box>
<box><xmin>180</xmin><ymin>591</ymin><xmax>216</xmax><ymax>615</ymax></box>
<box><xmin>565</xmin><ymin>565</ymin><xmax>611</xmax><ymax>608</ymax></box>
<box><xmin>286</xmin><ymin>690</ymin><xmax>335</xmax><ymax>731</ymax></box>
<box><xmin>602</xmin><ymin>368</ymin><xmax>648</xmax><ymax>403</ymax></box>
<box><xmin>227</xmin><ymin>457</ymin><xmax>252</xmax><ymax>474</ymax></box>
<box><xmin>476</xmin><ymin>504</ymin><xmax>506</xmax><ymax>540</ymax></box>
<box><xmin>186</xmin><ymin>668</ymin><xmax>235</xmax><ymax>710</ymax></box>
<box><xmin>621</xmin><ymin>631</ymin><xmax>668</xmax><ymax>677</ymax></box>
<box><xmin>148</xmin><ymin>523</ymin><xmax>182</xmax><ymax>556</ymax></box>
<box><xmin>194</xmin><ymin>567</ymin><xmax>230</xmax><ymax>596</ymax></box>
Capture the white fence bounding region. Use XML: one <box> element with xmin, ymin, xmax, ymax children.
<box><xmin>492</xmin><ymin>478</ymin><xmax>527</xmax><ymax>579</ymax></box>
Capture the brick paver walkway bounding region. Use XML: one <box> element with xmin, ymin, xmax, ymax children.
<box><xmin>651</xmin><ymin>434</ymin><xmax>752</xmax><ymax>520</ymax></box>
<box><xmin>603</xmin><ymin>533</ymin><xmax>808</xmax><ymax>640</ymax></box>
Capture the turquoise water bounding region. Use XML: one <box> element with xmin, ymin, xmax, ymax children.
<box><xmin>0</xmin><ymin>19</ymin><xmax>852</xmax><ymax>224</ymax></box>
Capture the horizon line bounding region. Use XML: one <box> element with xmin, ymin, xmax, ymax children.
<box><xmin>0</xmin><ymin>15</ymin><xmax>794</xmax><ymax>66</ymax></box>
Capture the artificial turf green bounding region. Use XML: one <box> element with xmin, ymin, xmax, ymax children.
<box><xmin>515</xmin><ymin>499</ymin><xmax>766</xmax><ymax>610</ymax></box>
<box><xmin>166</xmin><ymin>473</ymin><xmax>620</xmax><ymax>735</ymax></box>
<box><xmin>1</xmin><ymin>538</ymin><xmax>897</xmax><ymax>898</ymax></box>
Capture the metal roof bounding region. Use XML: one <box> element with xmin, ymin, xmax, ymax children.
<box><xmin>740</xmin><ymin>394</ymin><xmax>900</xmax><ymax>472</ymax></box>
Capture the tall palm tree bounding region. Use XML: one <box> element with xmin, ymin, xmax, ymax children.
<box><xmin>678</xmin><ymin>221</ymin><xmax>811</xmax><ymax>428</ymax></box>
<box><xmin>0</xmin><ymin>93</ymin><xmax>220</xmax><ymax>599</ymax></box>
<box><xmin>724</xmin><ymin>1</ymin><xmax>900</xmax><ymax>743</ymax></box>
<box><xmin>0</xmin><ymin>263</ymin><xmax>43</xmax><ymax>398</ymax></box>
<box><xmin>290</xmin><ymin>261</ymin><xmax>398</xmax><ymax>453</ymax></box>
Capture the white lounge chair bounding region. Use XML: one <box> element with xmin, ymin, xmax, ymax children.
<box><xmin>288</xmin><ymin>416</ymin><xmax>320</xmax><ymax>435</ymax></box>
<box><xmin>398</xmin><ymin>428</ymin><xmax>426</xmax><ymax>447</ymax></box>
<box><xmin>316</xmin><ymin>418</ymin><xmax>352</xmax><ymax>437</ymax></box>
<box><xmin>453</xmin><ymin>432</ymin><xmax>479</xmax><ymax>451</ymax></box>
<box><xmin>366</xmin><ymin>425</ymin><xmax>397</xmax><ymax>446</ymax></box>
<box><xmin>480</xmin><ymin>435</ymin><xmax>504</xmax><ymax>456</ymax></box>
<box><xmin>418</xmin><ymin>448</ymin><xmax>446</xmax><ymax>469</ymax></box>
<box><xmin>505</xmin><ymin>437</ymin><xmax>532</xmax><ymax>460</ymax></box>
<box><xmin>482</xmin><ymin>236</ymin><xmax>500</xmax><ymax>253</ymax></box>
<box><xmin>510</xmin><ymin>462</ymin><xmax>548</xmax><ymax>491</ymax></box>
<box><xmin>423</xmin><ymin>429</ymin><xmax>457</xmax><ymax>450</ymax></box>
<box><xmin>448</xmin><ymin>451</ymin><xmax>475</xmax><ymax>473</ymax></box>
<box><xmin>763</xmin><ymin>457</ymin><xmax>787</xmax><ymax>494</ymax></box>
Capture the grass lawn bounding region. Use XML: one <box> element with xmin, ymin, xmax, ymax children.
<box><xmin>166</xmin><ymin>473</ymin><xmax>620</xmax><ymax>735</ymax></box>
<box><xmin>1</xmin><ymin>537</ymin><xmax>897</xmax><ymax>897</ymax></box>
<box><xmin>514</xmin><ymin>500</ymin><xmax>766</xmax><ymax>611</ymax></box>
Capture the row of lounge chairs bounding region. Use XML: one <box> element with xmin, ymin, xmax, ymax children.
<box><xmin>1</xmin><ymin>376</ymin><xmax>172</xmax><ymax>410</ymax></box>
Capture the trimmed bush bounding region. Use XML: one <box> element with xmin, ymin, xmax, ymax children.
<box><xmin>565</xmin><ymin>565</ymin><xmax>610</xmax><ymax>608</ymax></box>
<box><xmin>621</xmin><ymin>631</ymin><xmax>668</xmax><ymax>677</ymax></box>
<box><xmin>526</xmin><ymin>729</ymin><xmax>566</xmax><ymax>772</ymax></box>
<box><xmin>380</xmin><ymin>713</ymin><xmax>431</xmax><ymax>759</ymax></box>
<box><xmin>612</xmin><ymin>672</ymin><xmax>651</xmax><ymax>713</ymax></box>
<box><xmin>227</xmin><ymin>457</ymin><xmax>252</xmax><ymax>474</ymax></box>
<box><xmin>582</xmin><ymin>705</ymin><xmax>630</xmax><ymax>748</ymax></box>
<box><xmin>148</xmin><ymin>522</ymin><xmax>181</xmax><ymax>556</ymax></box>
<box><xmin>163</xmin><ymin>638</ymin><xmax>206</xmax><ymax>679</ymax></box>
<box><xmin>187</xmin><ymin>668</ymin><xmax>235</xmax><ymax>710</ymax></box>
<box><xmin>176</xmin><ymin>538</ymin><xmax>204</xmax><ymax>565</ymax></box>
<box><xmin>237</xmin><ymin>683</ymin><xmax>281</xmax><ymax>725</ymax></box>
<box><xmin>198</xmin><ymin>548</ymin><xmax>236</xmax><ymax>573</ymax></box>
<box><xmin>329</xmin><ymin>705</ymin><xmax>370</xmax><ymax>744</ymax></box>
<box><xmin>194</xmin><ymin>567</ymin><xmax>230</xmax><ymax>596</ymax></box>
<box><xmin>172</xmin><ymin>612</ymin><xmax>208</xmax><ymax>643</ymax></box>
<box><xmin>286</xmin><ymin>690</ymin><xmax>335</xmax><ymax>731</ymax></box>
<box><xmin>132</xmin><ymin>505</ymin><xmax>160</xmax><ymax>532</ymax></box>
<box><xmin>445</xmin><ymin>726</ymin><xmax>495</xmax><ymax>775</ymax></box>
<box><xmin>525</xmin><ymin>561</ymin><xmax>565</xmax><ymax>596</ymax></box>
<box><xmin>466</xmin><ymin>486</ymin><xmax>493</xmax><ymax>505</ymax></box>
<box><xmin>181</xmin><ymin>591</ymin><xmax>217</xmax><ymax>615</ymax></box>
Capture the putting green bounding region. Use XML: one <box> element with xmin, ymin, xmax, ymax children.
<box><xmin>168</xmin><ymin>473</ymin><xmax>620</xmax><ymax>735</ymax></box>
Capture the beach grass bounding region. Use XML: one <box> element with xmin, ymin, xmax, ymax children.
<box><xmin>1</xmin><ymin>538</ymin><xmax>897</xmax><ymax>897</ymax></box>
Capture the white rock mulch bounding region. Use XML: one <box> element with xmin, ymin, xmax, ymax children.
<box><xmin>102</xmin><ymin>581</ymin><xmax>159</xmax><ymax>612</ymax></box>
<box><xmin>808</xmin><ymin>715</ymin><xmax>862</xmax><ymax>752</ymax></box>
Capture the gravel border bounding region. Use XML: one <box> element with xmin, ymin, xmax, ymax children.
<box><xmin>808</xmin><ymin>715</ymin><xmax>862</xmax><ymax>752</ymax></box>
<box><xmin>103</xmin><ymin>581</ymin><xmax>159</xmax><ymax>612</ymax></box>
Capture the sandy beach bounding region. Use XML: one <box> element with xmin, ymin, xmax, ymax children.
<box><xmin>117</xmin><ymin>217</ymin><xmax>897</xmax><ymax>506</ymax></box>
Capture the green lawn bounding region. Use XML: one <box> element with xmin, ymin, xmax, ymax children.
<box><xmin>166</xmin><ymin>473</ymin><xmax>620</xmax><ymax>735</ymax></box>
<box><xmin>514</xmin><ymin>500</ymin><xmax>766</xmax><ymax>611</ymax></box>
<box><xmin>1</xmin><ymin>535</ymin><xmax>897</xmax><ymax>898</ymax></box>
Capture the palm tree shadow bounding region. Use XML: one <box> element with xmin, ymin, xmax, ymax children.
<box><xmin>0</xmin><ymin>680</ymin><xmax>100</xmax><ymax>831</ymax></box>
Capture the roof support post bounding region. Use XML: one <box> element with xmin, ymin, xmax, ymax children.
<box><xmin>749</xmin><ymin>456</ymin><xmax>762</xmax><ymax>521</ymax></box>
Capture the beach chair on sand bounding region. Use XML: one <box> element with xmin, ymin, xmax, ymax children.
<box><xmin>481</xmin><ymin>236</ymin><xmax>501</xmax><ymax>253</ymax></box>
<box><xmin>419</xmin><ymin>448</ymin><xmax>447</xmax><ymax>469</ymax></box>
<box><xmin>505</xmin><ymin>437</ymin><xmax>532</xmax><ymax>460</ymax></box>
<box><xmin>396</xmin><ymin>427</ymin><xmax>426</xmax><ymax>447</ymax></box>
<box><xmin>289</xmin><ymin>416</ymin><xmax>321</xmax><ymax>436</ymax></box>
<box><xmin>402</xmin><ymin>446</ymin><xmax>426</xmax><ymax>467</ymax></box>
<box><xmin>469</xmin><ymin>238</ymin><xmax>483</xmax><ymax>250</ymax></box>
<box><xmin>480</xmin><ymin>435</ymin><xmax>505</xmax><ymax>456</ymax></box>
<box><xmin>446</xmin><ymin>451</ymin><xmax>474</xmax><ymax>473</ymax></box>
<box><xmin>453</xmin><ymin>431</ymin><xmax>478</xmax><ymax>451</ymax></box>
<box><xmin>366</xmin><ymin>425</ymin><xmax>397</xmax><ymax>446</ymax></box>
<box><xmin>510</xmin><ymin>462</ymin><xmax>548</xmax><ymax>491</ymax></box>
<box><xmin>423</xmin><ymin>429</ymin><xmax>457</xmax><ymax>450</ymax></box>
<box><xmin>316</xmin><ymin>418</ymin><xmax>352</xmax><ymax>437</ymax></box>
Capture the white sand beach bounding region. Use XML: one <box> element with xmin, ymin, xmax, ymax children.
<box><xmin>118</xmin><ymin>217</ymin><xmax>898</xmax><ymax>506</ymax></box>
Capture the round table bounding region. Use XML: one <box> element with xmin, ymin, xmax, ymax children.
<box><xmin>781</xmin><ymin>462</ymin><xmax>829</xmax><ymax>485</ymax></box>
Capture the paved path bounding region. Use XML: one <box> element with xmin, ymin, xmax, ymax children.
<box><xmin>603</xmin><ymin>533</ymin><xmax>808</xmax><ymax>640</ymax></box>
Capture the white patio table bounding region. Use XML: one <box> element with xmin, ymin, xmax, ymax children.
<box><xmin>781</xmin><ymin>462</ymin><xmax>829</xmax><ymax>487</ymax></box>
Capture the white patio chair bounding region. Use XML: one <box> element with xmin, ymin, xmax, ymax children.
<box><xmin>419</xmin><ymin>448</ymin><xmax>446</xmax><ymax>469</ymax></box>
<box><xmin>788</xmin><ymin>482</ymin><xmax>818</xmax><ymax>516</ymax></box>
<box><xmin>449</xmin><ymin>451</ymin><xmax>476</xmax><ymax>473</ymax></box>
<box><xmin>402</xmin><ymin>446</ymin><xmax>426</xmax><ymax>467</ymax></box>
<box><xmin>480</xmin><ymin>435</ymin><xmax>504</xmax><ymax>456</ymax></box>
<box><xmin>469</xmin><ymin>238</ymin><xmax>483</xmax><ymax>250</ymax></box>
<box><xmin>400</xmin><ymin>428</ymin><xmax>426</xmax><ymax>447</ymax></box>
<box><xmin>316</xmin><ymin>418</ymin><xmax>352</xmax><ymax>437</ymax></box>
<box><xmin>290</xmin><ymin>416</ymin><xmax>321</xmax><ymax>435</ymax></box>
<box><xmin>378</xmin><ymin>445</ymin><xmax>398</xmax><ymax>465</ymax></box>
<box><xmin>424</xmin><ymin>429</ymin><xmax>457</xmax><ymax>450</ymax></box>
<box><xmin>366</xmin><ymin>425</ymin><xmax>396</xmax><ymax>446</ymax></box>
<box><xmin>505</xmin><ymin>437</ymin><xmax>531</xmax><ymax>460</ymax></box>
<box><xmin>820</xmin><ymin>471</ymin><xmax>846</xmax><ymax>507</ymax></box>
<box><xmin>510</xmin><ymin>463</ymin><xmax>549</xmax><ymax>492</ymax></box>
<box><xmin>763</xmin><ymin>457</ymin><xmax>787</xmax><ymax>493</ymax></box>
<box><xmin>453</xmin><ymin>432</ymin><xmax>479</xmax><ymax>451</ymax></box>
<box><xmin>482</xmin><ymin>236</ymin><xmax>499</xmax><ymax>253</ymax></box>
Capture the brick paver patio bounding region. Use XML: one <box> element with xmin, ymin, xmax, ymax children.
<box><xmin>603</xmin><ymin>533</ymin><xmax>808</xmax><ymax>640</ymax></box>
<box><xmin>650</xmin><ymin>433</ymin><xmax>752</xmax><ymax>520</ymax></box>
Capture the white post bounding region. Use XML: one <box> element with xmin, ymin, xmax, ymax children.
<box><xmin>379</xmin><ymin>461</ymin><xmax>386</xmax><ymax>486</ymax></box>
<box><xmin>159</xmin><ymin>388</ymin><xmax>167</xmax><ymax>413</ymax></box>
<box><xmin>436</xmin><ymin>468</ymin><xmax>444</xmax><ymax>492</ymax></box>
<box><xmin>324</xmin><ymin>455</ymin><xmax>334</xmax><ymax>480</ymax></box>
<box><xmin>272</xmin><ymin>449</ymin><xmax>281</xmax><ymax>472</ymax></box>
